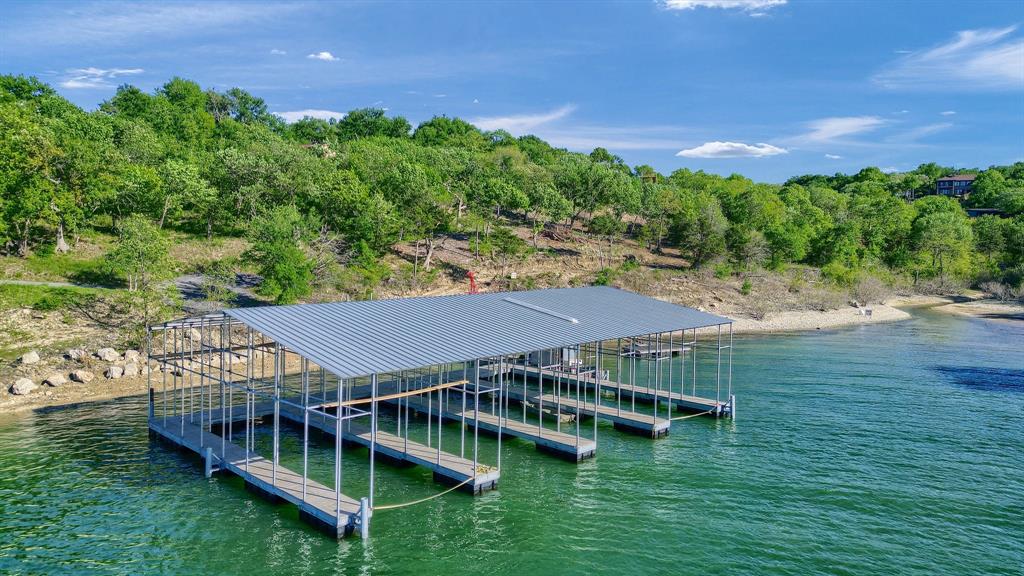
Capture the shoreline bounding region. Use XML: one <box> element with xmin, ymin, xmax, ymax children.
<box><xmin>4</xmin><ymin>295</ymin><xmax>1020</xmax><ymax>415</ymax></box>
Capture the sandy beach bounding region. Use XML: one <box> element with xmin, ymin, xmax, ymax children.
<box><xmin>729</xmin><ymin>304</ymin><xmax>911</xmax><ymax>334</ymax></box>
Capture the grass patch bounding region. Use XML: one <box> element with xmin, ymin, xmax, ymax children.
<box><xmin>0</xmin><ymin>284</ymin><xmax>105</xmax><ymax>311</ymax></box>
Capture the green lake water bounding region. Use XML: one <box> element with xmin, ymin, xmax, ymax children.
<box><xmin>1</xmin><ymin>307</ymin><xmax>1021</xmax><ymax>575</ymax></box>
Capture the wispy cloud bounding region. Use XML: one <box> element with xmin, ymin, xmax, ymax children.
<box><xmin>60</xmin><ymin>67</ymin><xmax>143</xmax><ymax>89</ymax></box>
<box><xmin>270</xmin><ymin>48</ymin><xmax>287</xmax><ymax>55</ymax></box>
<box><xmin>660</xmin><ymin>0</ymin><xmax>786</xmax><ymax>14</ymax></box>
<box><xmin>275</xmin><ymin>109</ymin><xmax>346</xmax><ymax>122</ymax></box>
<box><xmin>3</xmin><ymin>2</ymin><xmax>300</xmax><ymax>46</ymax></box>
<box><xmin>939</xmin><ymin>110</ymin><xmax>956</xmax><ymax>116</ymax></box>
<box><xmin>824</xmin><ymin>154</ymin><xmax>842</xmax><ymax>160</ymax></box>
<box><xmin>676</xmin><ymin>141</ymin><xmax>787</xmax><ymax>158</ymax></box>
<box><xmin>890</xmin><ymin>122</ymin><xmax>954</xmax><ymax>142</ymax></box>
<box><xmin>797</xmin><ymin>116</ymin><xmax>886</xmax><ymax>143</ymax></box>
<box><xmin>307</xmin><ymin>51</ymin><xmax>339</xmax><ymax>62</ymax></box>
<box><xmin>874</xmin><ymin>26</ymin><xmax>1024</xmax><ymax>90</ymax></box>
<box><xmin>473</xmin><ymin>105</ymin><xmax>576</xmax><ymax>133</ymax></box>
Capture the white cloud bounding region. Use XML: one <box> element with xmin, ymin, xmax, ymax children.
<box><xmin>473</xmin><ymin>105</ymin><xmax>576</xmax><ymax>133</ymax></box>
<box><xmin>60</xmin><ymin>67</ymin><xmax>144</xmax><ymax>89</ymax></box>
<box><xmin>799</xmin><ymin>116</ymin><xmax>886</xmax><ymax>143</ymax></box>
<box><xmin>881</xmin><ymin>166</ymin><xmax>901</xmax><ymax>173</ymax></box>
<box><xmin>676</xmin><ymin>141</ymin><xmax>787</xmax><ymax>158</ymax></box>
<box><xmin>270</xmin><ymin>49</ymin><xmax>287</xmax><ymax>55</ymax></box>
<box><xmin>307</xmin><ymin>51</ymin><xmax>339</xmax><ymax>61</ymax></box>
<box><xmin>661</xmin><ymin>0</ymin><xmax>786</xmax><ymax>13</ymax></box>
<box><xmin>939</xmin><ymin>110</ymin><xmax>956</xmax><ymax>116</ymax></box>
<box><xmin>276</xmin><ymin>109</ymin><xmax>346</xmax><ymax>123</ymax></box>
<box><xmin>433</xmin><ymin>93</ymin><xmax>447</xmax><ymax>98</ymax></box>
<box><xmin>472</xmin><ymin>98</ymin><xmax>479</xmax><ymax>104</ymax></box>
<box><xmin>874</xmin><ymin>26</ymin><xmax>1024</xmax><ymax>90</ymax></box>
<box><xmin>824</xmin><ymin>154</ymin><xmax>842</xmax><ymax>159</ymax></box>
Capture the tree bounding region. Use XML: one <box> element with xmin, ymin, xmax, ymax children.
<box><xmin>726</xmin><ymin>223</ymin><xmax>768</xmax><ymax>269</ymax></box>
<box><xmin>670</xmin><ymin>191</ymin><xmax>727</xmax><ymax>268</ymax></box>
<box><xmin>106</xmin><ymin>214</ymin><xmax>170</xmax><ymax>291</ymax></box>
<box><xmin>334</xmin><ymin>108</ymin><xmax>411</xmax><ymax>141</ymax></box>
<box><xmin>245</xmin><ymin>206</ymin><xmax>315</xmax><ymax>304</ymax></box>
<box><xmin>973</xmin><ymin>215</ymin><xmax>1005</xmax><ymax>264</ymax></box>
<box><xmin>912</xmin><ymin>210</ymin><xmax>973</xmax><ymax>280</ymax></box>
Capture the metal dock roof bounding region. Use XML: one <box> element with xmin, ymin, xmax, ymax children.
<box><xmin>224</xmin><ymin>286</ymin><xmax>731</xmax><ymax>379</ymax></box>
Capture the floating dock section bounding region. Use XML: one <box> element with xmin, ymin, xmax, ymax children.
<box><xmin>147</xmin><ymin>286</ymin><xmax>736</xmax><ymax>538</ymax></box>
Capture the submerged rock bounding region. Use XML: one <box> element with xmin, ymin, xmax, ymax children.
<box><xmin>20</xmin><ymin>351</ymin><xmax>40</xmax><ymax>365</ymax></box>
<box><xmin>44</xmin><ymin>373</ymin><xmax>67</xmax><ymax>387</ymax></box>
<box><xmin>10</xmin><ymin>378</ymin><xmax>37</xmax><ymax>395</ymax></box>
<box><xmin>70</xmin><ymin>370</ymin><xmax>95</xmax><ymax>383</ymax></box>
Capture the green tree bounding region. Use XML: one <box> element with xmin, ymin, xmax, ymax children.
<box><xmin>106</xmin><ymin>214</ymin><xmax>170</xmax><ymax>291</ymax></box>
<box><xmin>245</xmin><ymin>205</ymin><xmax>315</xmax><ymax>304</ymax></box>
<box><xmin>670</xmin><ymin>191</ymin><xmax>727</xmax><ymax>268</ymax></box>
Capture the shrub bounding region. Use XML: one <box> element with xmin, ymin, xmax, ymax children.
<box><xmin>713</xmin><ymin>263</ymin><xmax>732</xmax><ymax>279</ymax></box>
<box><xmin>740</xmin><ymin>279</ymin><xmax>752</xmax><ymax>296</ymax></box>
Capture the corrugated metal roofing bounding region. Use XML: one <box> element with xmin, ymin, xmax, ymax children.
<box><xmin>224</xmin><ymin>286</ymin><xmax>731</xmax><ymax>379</ymax></box>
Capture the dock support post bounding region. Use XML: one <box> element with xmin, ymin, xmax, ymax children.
<box><xmin>359</xmin><ymin>497</ymin><xmax>371</xmax><ymax>538</ymax></box>
<box><xmin>730</xmin><ymin>394</ymin><xmax>737</xmax><ymax>420</ymax></box>
<box><xmin>204</xmin><ymin>446</ymin><xmax>214</xmax><ymax>478</ymax></box>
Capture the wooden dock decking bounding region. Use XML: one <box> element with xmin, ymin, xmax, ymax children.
<box><xmin>149</xmin><ymin>417</ymin><xmax>361</xmax><ymax>538</ymax></box>
<box><xmin>400</xmin><ymin>396</ymin><xmax>596</xmax><ymax>462</ymax></box>
<box><xmin>502</xmin><ymin>388</ymin><xmax>670</xmax><ymax>438</ymax></box>
<box><xmin>274</xmin><ymin>405</ymin><xmax>500</xmax><ymax>493</ymax></box>
<box><xmin>185</xmin><ymin>400</ymin><xmax>500</xmax><ymax>494</ymax></box>
<box><xmin>509</xmin><ymin>364</ymin><xmax>729</xmax><ymax>416</ymax></box>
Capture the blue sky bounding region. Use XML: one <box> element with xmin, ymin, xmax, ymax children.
<box><xmin>1</xmin><ymin>0</ymin><xmax>1022</xmax><ymax>182</ymax></box>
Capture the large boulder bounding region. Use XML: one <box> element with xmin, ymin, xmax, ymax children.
<box><xmin>122</xmin><ymin>362</ymin><xmax>139</xmax><ymax>377</ymax></box>
<box><xmin>70</xmin><ymin>369</ymin><xmax>95</xmax><ymax>383</ymax></box>
<box><xmin>10</xmin><ymin>378</ymin><xmax>37</xmax><ymax>395</ymax></box>
<box><xmin>20</xmin><ymin>351</ymin><xmax>40</xmax><ymax>365</ymax></box>
<box><xmin>105</xmin><ymin>366</ymin><xmax>124</xmax><ymax>380</ymax></box>
<box><xmin>65</xmin><ymin>348</ymin><xmax>88</xmax><ymax>361</ymax></box>
<box><xmin>44</xmin><ymin>373</ymin><xmax>67</xmax><ymax>387</ymax></box>
<box><xmin>124</xmin><ymin>350</ymin><xmax>141</xmax><ymax>363</ymax></box>
<box><xmin>95</xmin><ymin>348</ymin><xmax>120</xmax><ymax>362</ymax></box>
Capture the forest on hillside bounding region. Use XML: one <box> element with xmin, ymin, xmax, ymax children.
<box><xmin>2</xmin><ymin>75</ymin><xmax>1023</xmax><ymax>317</ymax></box>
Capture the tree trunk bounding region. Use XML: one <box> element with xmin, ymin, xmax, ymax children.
<box><xmin>206</xmin><ymin>215</ymin><xmax>213</xmax><ymax>239</ymax></box>
<box><xmin>55</xmin><ymin>220</ymin><xmax>70</xmax><ymax>254</ymax></box>
<box><xmin>159</xmin><ymin>198</ymin><xmax>170</xmax><ymax>228</ymax></box>
<box><xmin>424</xmin><ymin>237</ymin><xmax>436</xmax><ymax>271</ymax></box>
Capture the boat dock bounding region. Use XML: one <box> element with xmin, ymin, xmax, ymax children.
<box><xmin>147</xmin><ymin>286</ymin><xmax>735</xmax><ymax>538</ymax></box>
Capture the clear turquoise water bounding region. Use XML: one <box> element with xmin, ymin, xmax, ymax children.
<box><xmin>1</xmin><ymin>308</ymin><xmax>1021</xmax><ymax>575</ymax></box>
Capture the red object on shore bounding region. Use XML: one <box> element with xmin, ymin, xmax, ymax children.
<box><xmin>467</xmin><ymin>271</ymin><xmax>479</xmax><ymax>294</ymax></box>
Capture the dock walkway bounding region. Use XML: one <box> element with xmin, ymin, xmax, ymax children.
<box><xmin>400</xmin><ymin>396</ymin><xmax>595</xmax><ymax>462</ymax></box>
<box><xmin>149</xmin><ymin>417</ymin><xmax>360</xmax><ymax>537</ymax></box>
<box><xmin>502</xmin><ymin>388</ymin><xmax>670</xmax><ymax>438</ymax></box>
<box><xmin>509</xmin><ymin>364</ymin><xmax>729</xmax><ymax>415</ymax></box>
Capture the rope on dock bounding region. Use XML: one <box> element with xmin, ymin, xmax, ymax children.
<box><xmin>669</xmin><ymin>409</ymin><xmax>715</xmax><ymax>421</ymax></box>
<box><xmin>372</xmin><ymin>475</ymin><xmax>475</xmax><ymax>511</ymax></box>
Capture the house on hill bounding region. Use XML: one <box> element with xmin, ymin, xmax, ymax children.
<box><xmin>935</xmin><ymin>174</ymin><xmax>976</xmax><ymax>198</ymax></box>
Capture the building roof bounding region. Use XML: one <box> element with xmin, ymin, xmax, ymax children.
<box><xmin>224</xmin><ymin>286</ymin><xmax>731</xmax><ymax>378</ymax></box>
<box><xmin>936</xmin><ymin>174</ymin><xmax>977</xmax><ymax>182</ymax></box>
